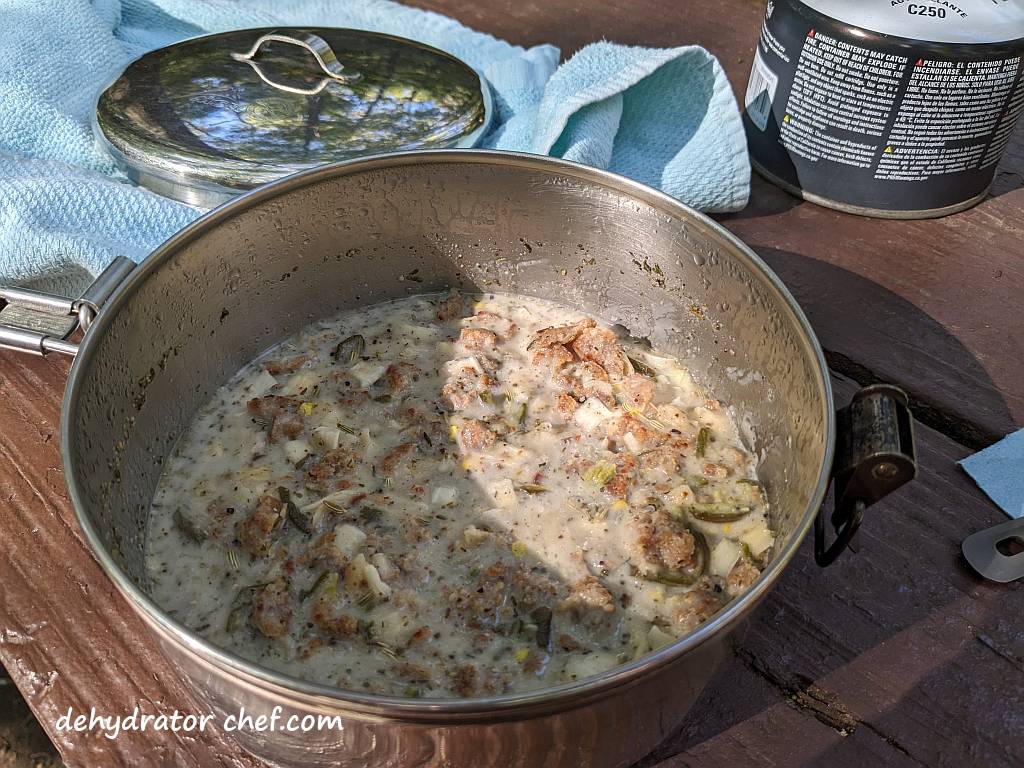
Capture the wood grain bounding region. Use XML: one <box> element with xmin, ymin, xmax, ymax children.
<box><xmin>725</xmin><ymin>178</ymin><xmax>1024</xmax><ymax>449</ymax></box>
<box><xmin>2</xmin><ymin>1</ymin><xmax>1022</xmax><ymax>765</ymax></box>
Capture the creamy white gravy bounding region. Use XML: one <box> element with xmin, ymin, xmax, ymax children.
<box><xmin>146</xmin><ymin>293</ymin><xmax>773</xmax><ymax>698</ymax></box>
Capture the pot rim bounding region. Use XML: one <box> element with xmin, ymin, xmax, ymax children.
<box><xmin>62</xmin><ymin>149</ymin><xmax>835</xmax><ymax>718</ymax></box>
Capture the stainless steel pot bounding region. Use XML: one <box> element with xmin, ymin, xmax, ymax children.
<box><xmin>0</xmin><ymin>151</ymin><xmax>915</xmax><ymax>767</ymax></box>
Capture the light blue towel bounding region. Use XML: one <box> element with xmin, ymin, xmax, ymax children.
<box><xmin>960</xmin><ymin>429</ymin><xmax>1024</xmax><ymax>519</ymax></box>
<box><xmin>0</xmin><ymin>0</ymin><xmax>750</xmax><ymax>292</ymax></box>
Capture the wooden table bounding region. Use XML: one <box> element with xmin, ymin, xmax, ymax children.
<box><xmin>2</xmin><ymin>1</ymin><xmax>1022</xmax><ymax>765</ymax></box>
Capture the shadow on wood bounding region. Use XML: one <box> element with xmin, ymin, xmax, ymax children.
<box><xmin>744</xmin><ymin>247</ymin><xmax>1017</xmax><ymax>449</ymax></box>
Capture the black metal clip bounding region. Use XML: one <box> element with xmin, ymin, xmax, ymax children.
<box><xmin>815</xmin><ymin>384</ymin><xmax>918</xmax><ymax>567</ymax></box>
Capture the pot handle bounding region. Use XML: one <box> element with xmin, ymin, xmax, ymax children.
<box><xmin>816</xmin><ymin>384</ymin><xmax>918</xmax><ymax>566</ymax></box>
<box><xmin>230</xmin><ymin>30</ymin><xmax>357</xmax><ymax>96</ymax></box>
<box><xmin>0</xmin><ymin>256</ymin><xmax>135</xmax><ymax>358</ymax></box>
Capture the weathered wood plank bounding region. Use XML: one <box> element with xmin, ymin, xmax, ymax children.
<box><xmin>724</xmin><ymin>178</ymin><xmax>1024</xmax><ymax>448</ymax></box>
<box><xmin>2</xmin><ymin>2</ymin><xmax>1023</xmax><ymax>765</ymax></box>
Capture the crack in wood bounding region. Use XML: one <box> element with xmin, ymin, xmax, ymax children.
<box><xmin>737</xmin><ymin>649</ymin><xmax>858</xmax><ymax>735</ymax></box>
<box><xmin>996</xmin><ymin>170</ymin><xmax>1024</xmax><ymax>189</ymax></box>
<box><xmin>735</xmin><ymin>649</ymin><xmax>927</xmax><ymax>765</ymax></box>
<box><xmin>825</xmin><ymin>349</ymin><xmax>993</xmax><ymax>450</ymax></box>
<box><xmin>859</xmin><ymin>721</ymin><xmax>919</xmax><ymax>762</ymax></box>
<box><xmin>788</xmin><ymin>681</ymin><xmax>859</xmax><ymax>736</ymax></box>
<box><xmin>976</xmin><ymin>633</ymin><xmax>1024</xmax><ymax>673</ymax></box>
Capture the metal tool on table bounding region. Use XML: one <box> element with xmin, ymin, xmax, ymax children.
<box><xmin>963</xmin><ymin>518</ymin><xmax>1024</xmax><ymax>583</ymax></box>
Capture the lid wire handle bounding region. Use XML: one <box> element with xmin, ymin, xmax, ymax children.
<box><xmin>230</xmin><ymin>31</ymin><xmax>356</xmax><ymax>96</ymax></box>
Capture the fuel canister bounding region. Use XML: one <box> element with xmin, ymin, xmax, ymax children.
<box><xmin>744</xmin><ymin>0</ymin><xmax>1024</xmax><ymax>218</ymax></box>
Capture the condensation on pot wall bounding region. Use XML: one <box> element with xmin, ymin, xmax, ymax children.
<box><xmin>743</xmin><ymin>0</ymin><xmax>1024</xmax><ymax>219</ymax></box>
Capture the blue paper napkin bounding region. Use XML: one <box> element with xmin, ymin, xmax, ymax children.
<box><xmin>959</xmin><ymin>429</ymin><xmax>1024</xmax><ymax>519</ymax></box>
<box><xmin>0</xmin><ymin>0</ymin><xmax>750</xmax><ymax>293</ymax></box>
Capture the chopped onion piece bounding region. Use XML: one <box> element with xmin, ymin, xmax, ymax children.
<box><xmin>623</xmin><ymin>432</ymin><xmax>643</xmax><ymax>454</ymax></box>
<box><xmin>574</xmin><ymin>398</ymin><xmax>613</xmax><ymax>430</ymax></box>
<box><xmin>741</xmin><ymin>526</ymin><xmax>775</xmax><ymax>558</ymax></box>
<box><xmin>282</xmin><ymin>440</ymin><xmax>309</xmax><ymax>464</ymax></box>
<box><xmin>563</xmin><ymin>651</ymin><xmax>618</xmax><ymax>681</ymax></box>
<box><xmin>400</xmin><ymin>323</ymin><xmax>443</xmax><ymax>342</ymax></box>
<box><xmin>333</xmin><ymin>524</ymin><xmax>367</xmax><ymax>558</ymax></box>
<box><xmin>370</xmin><ymin>553</ymin><xmax>396</xmax><ymax>581</ymax></box>
<box><xmin>350</xmin><ymin>361</ymin><xmax>387</xmax><ymax>387</ymax></box>
<box><xmin>282</xmin><ymin>371</ymin><xmax>319</xmax><ymax>396</ymax></box>
<box><xmin>461</xmin><ymin>525</ymin><xmax>492</xmax><ymax>547</ymax></box>
<box><xmin>248</xmin><ymin>370</ymin><xmax>278</xmax><ymax>396</ymax></box>
<box><xmin>647</xmin><ymin>624</ymin><xmax>675</xmax><ymax>650</ymax></box>
<box><xmin>347</xmin><ymin>554</ymin><xmax>391</xmax><ymax>599</ymax></box>
<box><xmin>665</xmin><ymin>483</ymin><xmax>695</xmax><ymax>509</ymax></box>
<box><xmin>310</xmin><ymin>427</ymin><xmax>341</xmax><ymax>451</ymax></box>
<box><xmin>489</xmin><ymin>479</ymin><xmax>517</xmax><ymax>508</ymax></box>
<box><xmin>430</xmin><ymin>486</ymin><xmax>459</xmax><ymax>507</ymax></box>
<box><xmin>444</xmin><ymin>356</ymin><xmax>484</xmax><ymax>376</ymax></box>
<box><xmin>710</xmin><ymin>539</ymin><xmax>742</xmax><ymax>578</ymax></box>
<box><xmin>373</xmin><ymin>610</ymin><xmax>415</xmax><ymax>647</ymax></box>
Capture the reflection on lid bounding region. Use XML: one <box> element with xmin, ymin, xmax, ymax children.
<box><xmin>96</xmin><ymin>28</ymin><xmax>488</xmax><ymax>195</ymax></box>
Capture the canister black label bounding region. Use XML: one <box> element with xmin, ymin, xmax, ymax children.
<box><xmin>744</xmin><ymin>0</ymin><xmax>1024</xmax><ymax>216</ymax></box>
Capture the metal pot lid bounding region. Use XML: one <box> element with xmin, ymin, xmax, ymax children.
<box><xmin>94</xmin><ymin>27</ymin><xmax>492</xmax><ymax>206</ymax></box>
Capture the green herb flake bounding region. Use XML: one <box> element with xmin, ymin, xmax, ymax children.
<box><xmin>688</xmin><ymin>501</ymin><xmax>753</xmax><ymax>523</ymax></box>
<box><xmin>330</xmin><ymin>334</ymin><xmax>365</xmax><ymax>365</ymax></box>
<box><xmin>226</xmin><ymin>582</ymin><xmax>270</xmax><ymax>632</ymax></box>
<box><xmin>583</xmin><ymin>460</ymin><xmax>617</xmax><ymax>489</ymax></box>
<box><xmin>696</xmin><ymin>427</ymin><xmax>711</xmax><ymax>458</ymax></box>
<box><xmin>359</xmin><ymin>506</ymin><xmax>385</xmax><ymax>524</ymax></box>
<box><xmin>530</xmin><ymin>606</ymin><xmax>553</xmax><ymax>650</ymax></box>
<box><xmin>627</xmin><ymin>355</ymin><xmax>657</xmax><ymax>378</ymax></box>
<box><xmin>301</xmin><ymin>571</ymin><xmax>337</xmax><ymax>601</ymax></box>
<box><xmin>279</xmin><ymin>486</ymin><xmax>311</xmax><ymax>534</ymax></box>
<box><xmin>516</xmin><ymin>483</ymin><xmax>548</xmax><ymax>494</ymax></box>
